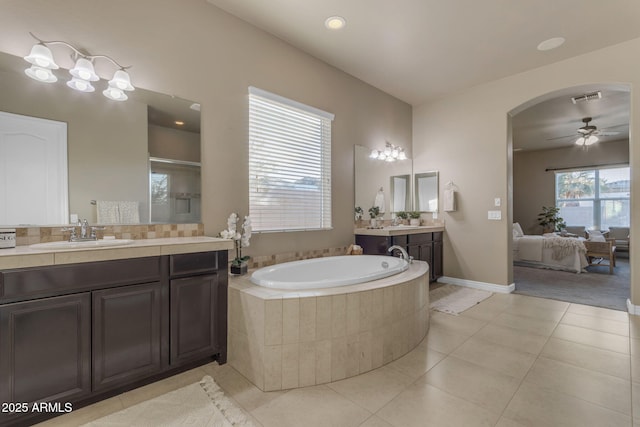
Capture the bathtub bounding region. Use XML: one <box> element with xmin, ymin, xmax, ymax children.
<box><xmin>250</xmin><ymin>255</ymin><xmax>409</xmax><ymax>289</ymax></box>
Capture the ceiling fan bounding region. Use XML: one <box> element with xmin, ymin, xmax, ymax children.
<box><xmin>547</xmin><ymin>117</ymin><xmax>621</xmax><ymax>146</ymax></box>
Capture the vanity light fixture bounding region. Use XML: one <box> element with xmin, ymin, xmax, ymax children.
<box><xmin>369</xmin><ymin>141</ymin><xmax>407</xmax><ymax>162</ymax></box>
<box><xmin>23</xmin><ymin>32</ymin><xmax>135</xmax><ymax>101</ymax></box>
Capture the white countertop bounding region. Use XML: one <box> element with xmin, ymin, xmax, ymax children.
<box><xmin>0</xmin><ymin>236</ymin><xmax>234</xmax><ymax>269</ymax></box>
<box><xmin>354</xmin><ymin>225</ymin><xmax>444</xmax><ymax>236</ymax></box>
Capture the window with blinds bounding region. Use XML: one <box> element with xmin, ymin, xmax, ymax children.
<box><xmin>248</xmin><ymin>87</ymin><xmax>334</xmax><ymax>232</ymax></box>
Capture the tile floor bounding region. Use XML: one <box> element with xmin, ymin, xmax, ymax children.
<box><xmin>37</xmin><ymin>292</ymin><xmax>640</xmax><ymax>427</ymax></box>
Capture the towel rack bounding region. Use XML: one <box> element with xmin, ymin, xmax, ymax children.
<box><xmin>90</xmin><ymin>200</ymin><xmax>96</xmax><ymax>205</ymax></box>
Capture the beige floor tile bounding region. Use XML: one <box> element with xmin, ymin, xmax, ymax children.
<box><xmin>630</xmin><ymin>315</ymin><xmax>640</xmax><ymax>339</ymax></box>
<box><xmin>561</xmin><ymin>311</ymin><xmax>629</xmax><ymax>336</ymax></box>
<box><xmin>542</xmin><ymin>337</ymin><xmax>630</xmax><ymax>380</ymax></box>
<box><xmin>430</xmin><ymin>311</ymin><xmax>487</xmax><ymax>336</ymax></box>
<box><xmin>423</xmin><ymin>356</ymin><xmax>521</xmax><ymax>414</ymax></box>
<box><xmin>386</xmin><ymin>341</ymin><xmax>447</xmax><ymax>380</ymax></box>
<box><xmin>35</xmin><ymin>396</ymin><xmax>124</xmax><ymax>427</ymax></box>
<box><xmin>474</xmin><ymin>323</ymin><xmax>549</xmax><ymax>355</ymax></box>
<box><xmin>251</xmin><ymin>385</ymin><xmax>371</xmax><ymax>427</ymax></box>
<box><xmin>358</xmin><ymin>415</ymin><xmax>394</xmax><ymax>427</ymax></box>
<box><xmin>377</xmin><ymin>382</ymin><xmax>500</xmax><ymax>427</ymax></box>
<box><xmin>423</xmin><ymin>324</ymin><xmax>471</xmax><ymax>354</ymax></box>
<box><xmin>507</xmin><ymin>293</ymin><xmax>570</xmax><ymax>312</ymax></box>
<box><xmin>504</xmin><ymin>381</ymin><xmax>631</xmax><ymax>427</ymax></box>
<box><xmin>327</xmin><ymin>366</ymin><xmax>414</xmax><ymax>412</ymax></box>
<box><xmin>495</xmin><ymin>417</ymin><xmax>528</xmax><ymax>427</ymax></box>
<box><xmin>552</xmin><ymin>323</ymin><xmax>630</xmax><ymax>354</ymax></box>
<box><xmin>210</xmin><ymin>364</ymin><xmax>287</xmax><ymax>412</ymax></box>
<box><xmin>459</xmin><ymin>295</ymin><xmax>509</xmax><ymax>322</ymax></box>
<box><xmin>452</xmin><ymin>336</ymin><xmax>537</xmax><ymax>379</ymax></box>
<box><xmin>568</xmin><ymin>303</ymin><xmax>630</xmax><ymax>322</ymax></box>
<box><xmin>490</xmin><ymin>311</ymin><xmax>559</xmax><ymax>336</ymax></box>
<box><xmin>632</xmin><ymin>382</ymin><xmax>640</xmax><ymax>423</ymax></box>
<box><xmin>503</xmin><ymin>302</ymin><xmax>567</xmax><ymax>322</ymax></box>
<box><xmin>524</xmin><ymin>356</ymin><xmax>631</xmax><ymax>415</ymax></box>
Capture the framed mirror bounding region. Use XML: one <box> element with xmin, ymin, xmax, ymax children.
<box><xmin>390</xmin><ymin>175</ymin><xmax>411</xmax><ymax>212</ymax></box>
<box><xmin>0</xmin><ymin>51</ymin><xmax>201</xmax><ymax>226</ymax></box>
<box><xmin>415</xmin><ymin>171</ymin><xmax>439</xmax><ymax>212</ymax></box>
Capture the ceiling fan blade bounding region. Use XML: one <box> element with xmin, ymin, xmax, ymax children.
<box><xmin>596</xmin><ymin>131</ymin><xmax>621</xmax><ymax>136</ymax></box>
<box><xmin>546</xmin><ymin>134</ymin><xmax>575</xmax><ymax>141</ymax></box>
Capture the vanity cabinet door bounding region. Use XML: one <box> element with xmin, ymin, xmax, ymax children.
<box><xmin>432</xmin><ymin>239</ymin><xmax>443</xmax><ymax>281</ymax></box>
<box><xmin>0</xmin><ymin>293</ymin><xmax>91</xmax><ymax>407</ymax></box>
<box><xmin>170</xmin><ymin>274</ymin><xmax>222</xmax><ymax>365</ymax></box>
<box><xmin>92</xmin><ymin>282</ymin><xmax>164</xmax><ymax>392</ymax></box>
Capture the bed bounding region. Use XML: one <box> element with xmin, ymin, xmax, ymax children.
<box><xmin>512</xmin><ymin>223</ymin><xmax>588</xmax><ymax>273</ymax></box>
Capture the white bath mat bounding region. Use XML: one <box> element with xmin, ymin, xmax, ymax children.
<box><xmin>81</xmin><ymin>376</ymin><xmax>255</xmax><ymax>426</ymax></box>
<box><xmin>430</xmin><ymin>284</ymin><xmax>493</xmax><ymax>315</ymax></box>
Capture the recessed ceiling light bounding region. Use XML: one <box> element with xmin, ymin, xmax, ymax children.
<box><xmin>537</xmin><ymin>37</ymin><xmax>565</xmax><ymax>51</ymax></box>
<box><xmin>175</xmin><ymin>120</ymin><xmax>185</xmax><ymax>126</ymax></box>
<box><xmin>325</xmin><ymin>16</ymin><xmax>346</xmax><ymax>30</ymax></box>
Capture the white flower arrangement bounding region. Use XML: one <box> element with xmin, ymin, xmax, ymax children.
<box><xmin>219</xmin><ymin>213</ymin><xmax>252</xmax><ymax>267</ymax></box>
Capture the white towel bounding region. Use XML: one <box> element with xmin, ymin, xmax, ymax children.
<box><xmin>374</xmin><ymin>188</ymin><xmax>386</xmax><ymax>213</ymax></box>
<box><xmin>118</xmin><ymin>201</ymin><xmax>140</xmax><ymax>224</ymax></box>
<box><xmin>96</xmin><ymin>201</ymin><xmax>120</xmax><ymax>224</ymax></box>
<box><xmin>443</xmin><ymin>189</ymin><xmax>456</xmax><ymax>212</ymax></box>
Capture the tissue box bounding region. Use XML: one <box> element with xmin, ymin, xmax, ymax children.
<box><xmin>0</xmin><ymin>228</ymin><xmax>16</xmax><ymax>249</ymax></box>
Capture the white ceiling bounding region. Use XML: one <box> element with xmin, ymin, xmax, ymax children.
<box><xmin>206</xmin><ymin>0</ymin><xmax>638</xmax><ymax>151</ymax></box>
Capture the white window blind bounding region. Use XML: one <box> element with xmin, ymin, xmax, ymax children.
<box><xmin>248</xmin><ymin>87</ymin><xmax>333</xmax><ymax>232</ymax></box>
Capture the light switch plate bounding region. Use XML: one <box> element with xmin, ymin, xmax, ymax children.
<box><xmin>488</xmin><ymin>210</ymin><xmax>502</xmax><ymax>220</ymax></box>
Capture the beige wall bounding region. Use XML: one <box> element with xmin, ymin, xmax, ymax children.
<box><xmin>148</xmin><ymin>124</ymin><xmax>201</xmax><ymax>163</ymax></box>
<box><xmin>413</xmin><ymin>37</ymin><xmax>639</xmax><ymax>305</ymax></box>
<box><xmin>513</xmin><ymin>140</ymin><xmax>630</xmax><ymax>235</ymax></box>
<box><xmin>0</xmin><ymin>68</ymin><xmax>149</xmax><ymax>222</ymax></box>
<box><xmin>0</xmin><ymin>0</ymin><xmax>412</xmax><ymax>256</ymax></box>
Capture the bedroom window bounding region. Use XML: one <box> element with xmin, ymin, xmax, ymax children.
<box><xmin>248</xmin><ymin>86</ymin><xmax>334</xmax><ymax>232</ymax></box>
<box><xmin>555</xmin><ymin>166</ymin><xmax>630</xmax><ymax>229</ymax></box>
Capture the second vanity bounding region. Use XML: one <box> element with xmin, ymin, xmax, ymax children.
<box><xmin>355</xmin><ymin>226</ymin><xmax>444</xmax><ymax>282</ymax></box>
<box><xmin>0</xmin><ymin>236</ymin><xmax>233</xmax><ymax>426</ymax></box>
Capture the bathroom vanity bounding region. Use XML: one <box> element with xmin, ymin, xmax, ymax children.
<box><xmin>0</xmin><ymin>237</ymin><xmax>233</xmax><ymax>426</ymax></box>
<box><xmin>355</xmin><ymin>226</ymin><xmax>444</xmax><ymax>282</ymax></box>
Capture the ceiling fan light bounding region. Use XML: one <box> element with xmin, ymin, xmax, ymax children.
<box><xmin>24</xmin><ymin>43</ymin><xmax>59</xmax><ymax>69</ymax></box>
<box><xmin>575</xmin><ymin>137</ymin><xmax>585</xmax><ymax>146</ymax></box>
<box><xmin>108</xmin><ymin>69</ymin><xmax>134</xmax><ymax>91</ymax></box>
<box><xmin>67</xmin><ymin>77</ymin><xmax>95</xmax><ymax>92</ymax></box>
<box><xmin>585</xmin><ymin>135</ymin><xmax>599</xmax><ymax>145</ymax></box>
<box><xmin>69</xmin><ymin>58</ymin><xmax>99</xmax><ymax>82</ymax></box>
<box><xmin>25</xmin><ymin>65</ymin><xmax>57</xmax><ymax>83</ymax></box>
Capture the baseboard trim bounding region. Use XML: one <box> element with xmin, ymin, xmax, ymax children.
<box><xmin>438</xmin><ymin>276</ymin><xmax>515</xmax><ymax>294</ymax></box>
<box><xmin>627</xmin><ymin>299</ymin><xmax>640</xmax><ymax>316</ymax></box>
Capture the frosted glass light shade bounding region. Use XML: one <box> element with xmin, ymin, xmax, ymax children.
<box><xmin>69</xmin><ymin>58</ymin><xmax>99</xmax><ymax>81</ymax></box>
<box><xmin>108</xmin><ymin>69</ymin><xmax>134</xmax><ymax>91</ymax></box>
<box><xmin>25</xmin><ymin>65</ymin><xmax>57</xmax><ymax>83</ymax></box>
<box><xmin>67</xmin><ymin>77</ymin><xmax>95</xmax><ymax>92</ymax></box>
<box><xmin>103</xmin><ymin>87</ymin><xmax>128</xmax><ymax>101</ymax></box>
<box><xmin>24</xmin><ymin>44</ymin><xmax>59</xmax><ymax>69</ymax></box>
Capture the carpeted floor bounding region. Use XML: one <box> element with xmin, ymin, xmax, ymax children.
<box><xmin>513</xmin><ymin>256</ymin><xmax>630</xmax><ymax>311</ymax></box>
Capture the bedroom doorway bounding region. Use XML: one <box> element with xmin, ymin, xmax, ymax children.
<box><xmin>508</xmin><ymin>83</ymin><xmax>631</xmax><ymax>311</ymax></box>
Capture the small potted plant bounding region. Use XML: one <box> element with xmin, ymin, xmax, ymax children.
<box><xmin>219</xmin><ymin>213</ymin><xmax>252</xmax><ymax>275</ymax></box>
<box><xmin>354</xmin><ymin>206</ymin><xmax>364</xmax><ymax>221</ymax></box>
<box><xmin>368</xmin><ymin>206</ymin><xmax>380</xmax><ymax>227</ymax></box>
<box><xmin>408</xmin><ymin>211</ymin><xmax>421</xmax><ymax>226</ymax></box>
<box><xmin>537</xmin><ymin>206</ymin><xmax>564</xmax><ymax>233</ymax></box>
<box><xmin>396</xmin><ymin>211</ymin><xmax>408</xmax><ymax>225</ymax></box>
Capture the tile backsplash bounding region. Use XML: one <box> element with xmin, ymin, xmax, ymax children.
<box><xmin>15</xmin><ymin>223</ymin><xmax>204</xmax><ymax>246</ymax></box>
<box><xmin>248</xmin><ymin>246</ymin><xmax>350</xmax><ymax>269</ymax></box>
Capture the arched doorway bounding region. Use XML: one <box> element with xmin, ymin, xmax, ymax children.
<box><xmin>508</xmin><ymin>83</ymin><xmax>631</xmax><ymax>311</ymax></box>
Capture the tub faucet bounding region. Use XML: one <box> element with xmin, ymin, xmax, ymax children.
<box><xmin>388</xmin><ymin>245</ymin><xmax>413</xmax><ymax>263</ymax></box>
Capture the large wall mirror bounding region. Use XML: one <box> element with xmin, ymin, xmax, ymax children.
<box><xmin>0</xmin><ymin>51</ymin><xmax>201</xmax><ymax>226</ymax></box>
<box><xmin>414</xmin><ymin>171</ymin><xmax>439</xmax><ymax>212</ymax></box>
<box><xmin>354</xmin><ymin>145</ymin><xmax>413</xmax><ymax>217</ymax></box>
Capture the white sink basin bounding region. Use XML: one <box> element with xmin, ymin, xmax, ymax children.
<box><xmin>30</xmin><ymin>239</ymin><xmax>135</xmax><ymax>250</ymax></box>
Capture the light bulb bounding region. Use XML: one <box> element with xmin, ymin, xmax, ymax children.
<box><xmin>25</xmin><ymin>65</ymin><xmax>57</xmax><ymax>83</ymax></box>
<box><xmin>370</xmin><ymin>149</ymin><xmax>379</xmax><ymax>159</ymax></box>
<box><xmin>67</xmin><ymin>77</ymin><xmax>95</xmax><ymax>92</ymax></box>
<box><xmin>103</xmin><ymin>87</ymin><xmax>128</xmax><ymax>101</ymax></box>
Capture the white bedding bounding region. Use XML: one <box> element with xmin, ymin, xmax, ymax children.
<box><xmin>513</xmin><ymin>235</ymin><xmax>588</xmax><ymax>273</ymax></box>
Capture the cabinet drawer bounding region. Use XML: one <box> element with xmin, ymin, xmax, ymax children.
<box><xmin>170</xmin><ymin>252</ymin><xmax>219</xmax><ymax>277</ymax></box>
<box><xmin>408</xmin><ymin>233</ymin><xmax>432</xmax><ymax>244</ymax></box>
<box><xmin>390</xmin><ymin>235</ymin><xmax>408</xmax><ymax>246</ymax></box>
<box><xmin>0</xmin><ymin>257</ymin><xmax>162</xmax><ymax>303</ymax></box>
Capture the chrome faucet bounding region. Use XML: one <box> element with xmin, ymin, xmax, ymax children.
<box><xmin>388</xmin><ymin>245</ymin><xmax>413</xmax><ymax>263</ymax></box>
<box><xmin>80</xmin><ymin>219</ymin><xmax>89</xmax><ymax>239</ymax></box>
<box><xmin>61</xmin><ymin>219</ymin><xmax>102</xmax><ymax>242</ymax></box>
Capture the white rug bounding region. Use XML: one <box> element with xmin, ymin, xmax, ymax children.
<box><xmin>430</xmin><ymin>284</ymin><xmax>493</xmax><ymax>315</ymax></box>
<box><xmin>82</xmin><ymin>376</ymin><xmax>255</xmax><ymax>427</ymax></box>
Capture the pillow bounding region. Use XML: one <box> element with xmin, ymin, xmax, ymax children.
<box><xmin>588</xmin><ymin>230</ymin><xmax>606</xmax><ymax>242</ymax></box>
<box><xmin>512</xmin><ymin>223</ymin><xmax>524</xmax><ymax>237</ymax></box>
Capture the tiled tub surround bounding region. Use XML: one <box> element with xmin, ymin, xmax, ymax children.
<box><xmin>228</xmin><ymin>260</ymin><xmax>429</xmax><ymax>391</ymax></box>
<box><xmin>14</xmin><ymin>223</ymin><xmax>204</xmax><ymax>246</ymax></box>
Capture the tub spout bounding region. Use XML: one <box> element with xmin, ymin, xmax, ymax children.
<box><xmin>388</xmin><ymin>245</ymin><xmax>413</xmax><ymax>263</ymax></box>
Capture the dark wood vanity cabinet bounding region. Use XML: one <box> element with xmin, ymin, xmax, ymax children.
<box><xmin>0</xmin><ymin>250</ymin><xmax>227</xmax><ymax>426</ymax></box>
<box><xmin>355</xmin><ymin>231</ymin><xmax>443</xmax><ymax>282</ymax></box>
